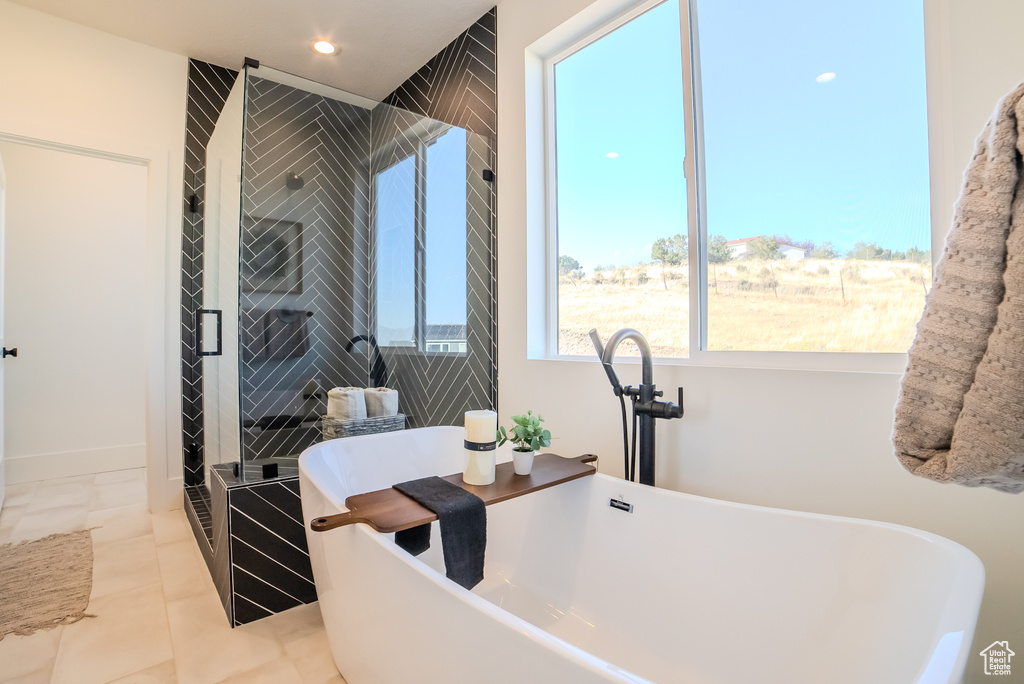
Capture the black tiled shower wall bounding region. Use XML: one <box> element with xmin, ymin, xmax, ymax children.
<box><xmin>207</xmin><ymin>469</ymin><xmax>316</xmax><ymax>626</ymax></box>
<box><xmin>229</xmin><ymin>479</ymin><xmax>316</xmax><ymax>625</ymax></box>
<box><xmin>383</xmin><ymin>7</ymin><xmax>497</xmax><ymax>140</ymax></box>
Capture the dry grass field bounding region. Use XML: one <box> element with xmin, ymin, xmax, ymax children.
<box><xmin>558</xmin><ymin>258</ymin><xmax>932</xmax><ymax>357</ymax></box>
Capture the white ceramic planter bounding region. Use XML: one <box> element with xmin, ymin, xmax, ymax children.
<box><xmin>512</xmin><ymin>449</ymin><xmax>535</xmax><ymax>475</ymax></box>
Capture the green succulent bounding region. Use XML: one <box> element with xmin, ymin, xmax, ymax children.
<box><xmin>496</xmin><ymin>410</ymin><xmax>552</xmax><ymax>452</ymax></box>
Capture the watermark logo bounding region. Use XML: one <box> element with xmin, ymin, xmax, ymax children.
<box><xmin>980</xmin><ymin>641</ymin><xmax>1015</xmax><ymax>676</ymax></box>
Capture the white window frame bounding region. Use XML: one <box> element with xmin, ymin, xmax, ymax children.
<box><xmin>538</xmin><ymin>0</ymin><xmax>944</xmax><ymax>374</ymax></box>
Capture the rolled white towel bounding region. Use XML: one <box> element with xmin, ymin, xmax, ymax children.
<box><xmin>364</xmin><ymin>387</ymin><xmax>399</xmax><ymax>417</ymax></box>
<box><xmin>326</xmin><ymin>387</ymin><xmax>367</xmax><ymax>421</ymax></box>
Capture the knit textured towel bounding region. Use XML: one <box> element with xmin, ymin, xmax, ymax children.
<box><xmin>894</xmin><ymin>80</ymin><xmax>1024</xmax><ymax>494</ymax></box>
<box><xmin>326</xmin><ymin>387</ymin><xmax>367</xmax><ymax>421</ymax></box>
<box><xmin>364</xmin><ymin>387</ymin><xmax>399</xmax><ymax>417</ymax></box>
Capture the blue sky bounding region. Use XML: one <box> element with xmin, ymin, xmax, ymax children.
<box><xmin>555</xmin><ymin>0</ymin><xmax>931</xmax><ymax>272</ymax></box>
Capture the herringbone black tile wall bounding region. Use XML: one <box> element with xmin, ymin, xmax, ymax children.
<box><xmin>228</xmin><ymin>479</ymin><xmax>316</xmax><ymax>625</ymax></box>
<box><xmin>384</xmin><ymin>7</ymin><xmax>497</xmax><ymax>139</ymax></box>
<box><xmin>181</xmin><ymin>59</ymin><xmax>239</xmax><ymax>487</ymax></box>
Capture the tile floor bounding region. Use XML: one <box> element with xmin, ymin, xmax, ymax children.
<box><xmin>0</xmin><ymin>469</ymin><xmax>346</xmax><ymax>684</ymax></box>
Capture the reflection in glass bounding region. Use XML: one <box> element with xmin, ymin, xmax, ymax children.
<box><xmin>374</xmin><ymin>157</ymin><xmax>416</xmax><ymax>347</ymax></box>
<box><xmin>425</xmin><ymin>128</ymin><xmax>468</xmax><ymax>352</ymax></box>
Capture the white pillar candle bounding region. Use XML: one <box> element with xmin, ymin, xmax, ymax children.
<box><xmin>464</xmin><ymin>410</ymin><xmax>497</xmax><ymax>443</ymax></box>
<box><xmin>463</xmin><ymin>410</ymin><xmax>497</xmax><ymax>485</ymax></box>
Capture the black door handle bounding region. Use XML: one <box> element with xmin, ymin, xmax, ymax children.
<box><xmin>3</xmin><ymin>347</ymin><xmax>17</xmax><ymax>358</ymax></box>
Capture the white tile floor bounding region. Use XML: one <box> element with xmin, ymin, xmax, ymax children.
<box><xmin>0</xmin><ymin>470</ymin><xmax>346</xmax><ymax>684</ymax></box>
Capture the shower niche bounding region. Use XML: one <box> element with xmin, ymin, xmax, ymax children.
<box><xmin>184</xmin><ymin>62</ymin><xmax>496</xmax><ymax>625</ymax></box>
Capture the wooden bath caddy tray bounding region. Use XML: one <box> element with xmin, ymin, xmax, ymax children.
<box><xmin>309</xmin><ymin>453</ymin><xmax>598</xmax><ymax>533</ymax></box>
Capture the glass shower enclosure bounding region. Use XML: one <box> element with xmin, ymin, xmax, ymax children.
<box><xmin>193</xmin><ymin>63</ymin><xmax>496</xmax><ymax>501</ymax></box>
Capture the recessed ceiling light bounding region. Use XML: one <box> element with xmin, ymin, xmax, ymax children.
<box><xmin>605</xmin><ymin>152</ymin><xmax>619</xmax><ymax>158</ymax></box>
<box><xmin>815</xmin><ymin>72</ymin><xmax>836</xmax><ymax>83</ymax></box>
<box><xmin>313</xmin><ymin>41</ymin><xmax>336</xmax><ymax>55</ymax></box>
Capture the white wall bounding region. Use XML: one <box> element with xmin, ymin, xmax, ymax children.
<box><xmin>496</xmin><ymin>0</ymin><xmax>1024</xmax><ymax>680</ymax></box>
<box><xmin>0</xmin><ymin>0</ymin><xmax>188</xmax><ymax>511</ymax></box>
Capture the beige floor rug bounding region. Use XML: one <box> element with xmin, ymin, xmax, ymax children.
<box><xmin>0</xmin><ymin>530</ymin><xmax>94</xmax><ymax>639</ymax></box>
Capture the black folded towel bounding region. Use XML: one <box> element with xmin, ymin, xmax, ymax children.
<box><xmin>392</xmin><ymin>476</ymin><xmax>486</xmax><ymax>590</ymax></box>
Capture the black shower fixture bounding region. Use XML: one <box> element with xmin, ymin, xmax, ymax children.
<box><xmin>286</xmin><ymin>172</ymin><xmax>305</xmax><ymax>190</ymax></box>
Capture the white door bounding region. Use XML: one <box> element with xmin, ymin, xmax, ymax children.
<box><xmin>0</xmin><ymin>141</ymin><xmax>147</xmax><ymax>482</ymax></box>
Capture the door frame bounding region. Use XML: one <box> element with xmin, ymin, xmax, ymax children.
<box><xmin>0</xmin><ymin>129</ymin><xmax>182</xmax><ymax>512</ymax></box>
<box><xmin>0</xmin><ymin>145</ymin><xmax>6</xmax><ymax>507</ymax></box>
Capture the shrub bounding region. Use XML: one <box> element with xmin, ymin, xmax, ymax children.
<box><xmin>841</xmin><ymin>264</ymin><xmax>864</xmax><ymax>284</ymax></box>
<box><xmin>558</xmin><ymin>255</ymin><xmax>581</xmax><ymax>276</ymax></box>
<box><xmin>737</xmin><ymin>279</ymin><xmax>754</xmax><ymax>291</ymax></box>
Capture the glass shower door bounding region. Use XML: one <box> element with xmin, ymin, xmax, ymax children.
<box><xmin>201</xmin><ymin>73</ymin><xmax>244</xmax><ymax>485</ymax></box>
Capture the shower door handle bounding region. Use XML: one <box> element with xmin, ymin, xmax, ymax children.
<box><xmin>197</xmin><ymin>309</ymin><xmax>223</xmax><ymax>357</ymax></box>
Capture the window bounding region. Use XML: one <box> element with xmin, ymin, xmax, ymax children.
<box><xmin>373</xmin><ymin>127</ymin><xmax>468</xmax><ymax>351</ymax></box>
<box><xmin>546</xmin><ymin>0</ymin><xmax>932</xmax><ymax>364</ymax></box>
<box><xmin>552</xmin><ymin>0</ymin><xmax>689</xmax><ymax>357</ymax></box>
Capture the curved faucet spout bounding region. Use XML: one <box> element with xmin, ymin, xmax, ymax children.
<box><xmin>601</xmin><ymin>328</ymin><xmax>654</xmax><ymax>386</ymax></box>
<box><xmin>346</xmin><ymin>334</ymin><xmax>389</xmax><ymax>387</ymax></box>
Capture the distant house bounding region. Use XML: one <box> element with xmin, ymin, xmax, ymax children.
<box><xmin>726</xmin><ymin>237</ymin><xmax>807</xmax><ymax>261</ymax></box>
<box><xmin>425</xmin><ymin>324</ymin><xmax>467</xmax><ymax>353</ymax></box>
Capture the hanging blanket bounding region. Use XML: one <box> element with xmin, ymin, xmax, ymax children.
<box><xmin>894</xmin><ymin>80</ymin><xmax>1024</xmax><ymax>493</ymax></box>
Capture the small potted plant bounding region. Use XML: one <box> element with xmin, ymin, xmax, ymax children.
<box><xmin>496</xmin><ymin>410</ymin><xmax>552</xmax><ymax>475</ymax></box>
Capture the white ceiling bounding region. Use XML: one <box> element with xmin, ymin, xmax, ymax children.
<box><xmin>8</xmin><ymin>0</ymin><xmax>496</xmax><ymax>100</ymax></box>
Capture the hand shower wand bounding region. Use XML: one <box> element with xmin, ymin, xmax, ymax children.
<box><xmin>588</xmin><ymin>330</ymin><xmax>634</xmax><ymax>480</ymax></box>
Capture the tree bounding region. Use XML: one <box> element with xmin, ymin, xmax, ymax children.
<box><xmin>847</xmin><ymin>241</ymin><xmax>886</xmax><ymax>260</ymax></box>
<box><xmin>568</xmin><ymin>268</ymin><xmax>585</xmax><ymax>289</ymax></box>
<box><xmin>651</xmin><ymin>234</ymin><xmax>687</xmax><ymax>266</ymax></box>
<box><xmin>808</xmin><ymin>241</ymin><xmax>840</xmax><ymax>259</ymax></box>
<box><xmin>558</xmin><ymin>254</ymin><xmax>581</xmax><ymax>276</ymax></box>
<box><xmin>707</xmin><ymin>234</ymin><xmax>733</xmax><ymax>264</ymax></box>
<box><xmin>707</xmin><ymin>234</ymin><xmax>732</xmax><ymax>290</ymax></box>
<box><xmin>747</xmin><ymin>235</ymin><xmax>782</xmax><ymax>260</ymax></box>
<box><xmin>905</xmin><ymin>247</ymin><xmax>930</xmax><ymax>264</ymax></box>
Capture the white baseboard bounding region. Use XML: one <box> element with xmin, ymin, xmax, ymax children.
<box><xmin>4</xmin><ymin>443</ymin><xmax>146</xmax><ymax>484</ymax></box>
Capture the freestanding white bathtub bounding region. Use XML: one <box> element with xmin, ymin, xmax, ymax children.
<box><xmin>299</xmin><ymin>427</ymin><xmax>984</xmax><ymax>684</ymax></box>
